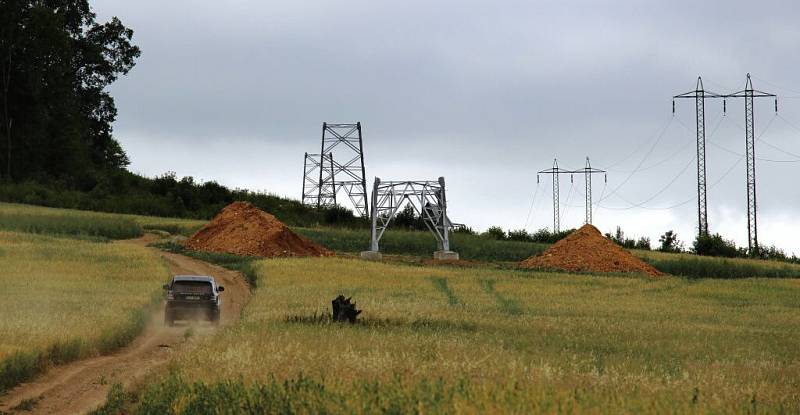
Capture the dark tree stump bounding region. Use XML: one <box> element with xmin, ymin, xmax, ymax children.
<box><xmin>332</xmin><ymin>295</ymin><xmax>362</xmax><ymax>323</ymax></box>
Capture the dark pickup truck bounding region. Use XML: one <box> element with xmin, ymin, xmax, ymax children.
<box><xmin>163</xmin><ymin>275</ymin><xmax>224</xmax><ymax>326</ymax></box>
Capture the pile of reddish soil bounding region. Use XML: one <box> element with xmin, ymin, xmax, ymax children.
<box><xmin>519</xmin><ymin>224</ymin><xmax>662</xmax><ymax>277</ymax></box>
<box><xmin>185</xmin><ymin>201</ymin><xmax>332</xmax><ymax>258</ymax></box>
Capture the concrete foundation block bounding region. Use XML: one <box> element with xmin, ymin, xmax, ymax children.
<box><xmin>433</xmin><ymin>250</ymin><xmax>460</xmax><ymax>260</ymax></box>
<box><xmin>360</xmin><ymin>251</ymin><xmax>383</xmax><ymax>260</ymax></box>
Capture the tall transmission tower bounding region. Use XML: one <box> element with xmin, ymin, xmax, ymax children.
<box><xmin>673</xmin><ymin>77</ymin><xmax>725</xmax><ymax>237</ymax></box>
<box><xmin>573</xmin><ymin>157</ymin><xmax>606</xmax><ymax>225</ymax></box>
<box><xmin>306</xmin><ymin>122</ymin><xmax>369</xmax><ymax>216</ymax></box>
<box><xmin>302</xmin><ymin>152</ymin><xmax>334</xmax><ymax>206</ymax></box>
<box><xmin>725</xmin><ymin>74</ymin><xmax>777</xmax><ymax>255</ymax></box>
<box><xmin>537</xmin><ymin>159</ymin><xmax>572</xmax><ymax>233</ymax></box>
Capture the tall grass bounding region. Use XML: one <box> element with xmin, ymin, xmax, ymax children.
<box><xmin>120</xmin><ymin>257</ymin><xmax>800</xmax><ymax>413</ymax></box>
<box><xmin>635</xmin><ymin>249</ymin><xmax>800</xmax><ymax>279</ymax></box>
<box><xmin>0</xmin><ymin>202</ymin><xmax>207</xmax><ymax>239</ymax></box>
<box><xmin>0</xmin><ymin>207</ymin><xmax>142</xmax><ymax>240</ymax></box>
<box><xmin>0</xmin><ymin>231</ymin><xmax>169</xmax><ymax>392</ymax></box>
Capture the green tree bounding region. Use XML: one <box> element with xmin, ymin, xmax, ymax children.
<box><xmin>658</xmin><ymin>230</ymin><xmax>683</xmax><ymax>253</ymax></box>
<box><xmin>0</xmin><ymin>0</ymin><xmax>140</xmax><ymax>184</ymax></box>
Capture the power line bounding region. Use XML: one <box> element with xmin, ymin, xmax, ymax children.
<box><xmin>603</xmin><ymin>115</ymin><xmax>674</xmax><ymax>169</ymax></box>
<box><xmin>561</xmin><ymin>179</ymin><xmax>575</xmax><ymax>224</ymax></box>
<box><xmin>592</xmin><ymin>180</ymin><xmax>607</xmax><ymax>219</ymax></box>
<box><xmin>598</xmin><ymin>155</ymin><xmax>695</xmax><ymax>210</ymax></box>
<box><xmin>597</xmin><ymin>117</ymin><xmax>675</xmax><ymax>203</ymax></box>
<box><xmin>606</xmin><ymin>138</ymin><xmax>694</xmax><ymax>173</ymax></box>
<box><xmin>750</xmin><ymin>75</ymin><xmax>800</xmax><ymax>96</ymax></box>
<box><xmin>522</xmin><ymin>181</ymin><xmax>540</xmax><ymax>230</ymax></box>
<box><xmin>596</xmin><ymin>148</ymin><xmax>743</xmax><ymax>212</ymax></box>
<box><xmin>710</xmin><ymin>113</ymin><xmax>799</xmax><ymax>162</ymax></box>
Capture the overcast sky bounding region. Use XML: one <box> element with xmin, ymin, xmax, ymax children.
<box><xmin>96</xmin><ymin>0</ymin><xmax>800</xmax><ymax>254</ymax></box>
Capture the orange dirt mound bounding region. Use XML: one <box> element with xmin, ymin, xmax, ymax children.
<box><xmin>519</xmin><ymin>224</ymin><xmax>662</xmax><ymax>277</ymax></box>
<box><xmin>185</xmin><ymin>201</ymin><xmax>333</xmax><ymax>258</ymax></box>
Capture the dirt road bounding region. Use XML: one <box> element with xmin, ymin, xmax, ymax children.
<box><xmin>0</xmin><ymin>236</ymin><xmax>250</xmax><ymax>415</ymax></box>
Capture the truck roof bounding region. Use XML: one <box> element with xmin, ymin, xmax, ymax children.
<box><xmin>172</xmin><ymin>275</ymin><xmax>215</xmax><ymax>282</ymax></box>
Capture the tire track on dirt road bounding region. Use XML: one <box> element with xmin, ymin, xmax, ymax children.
<box><xmin>0</xmin><ymin>235</ymin><xmax>250</xmax><ymax>415</ymax></box>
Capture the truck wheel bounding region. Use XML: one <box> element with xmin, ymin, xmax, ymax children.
<box><xmin>211</xmin><ymin>310</ymin><xmax>220</xmax><ymax>326</ymax></box>
<box><xmin>164</xmin><ymin>311</ymin><xmax>174</xmax><ymax>327</ymax></box>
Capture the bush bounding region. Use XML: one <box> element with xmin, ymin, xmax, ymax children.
<box><xmin>634</xmin><ymin>237</ymin><xmax>651</xmax><ymax>250</ymax></box>
<box><xmin>605</xmin><ymin>226</ymin><xmax>635</xmax><ymax>249</ymax></box>
<box><xmin>482</xmin><ymin>226</ymin><xmax>506</xmax><ymax>240</ymax></box>
<box><xmin>452</xmin><ymin>225</ymin><xmax>476</xmax><ymax>235</ymax></box>
<box><xmin>506</xmin><ymin>229</ymin><xmax>532</xmax><ymax>242</ymax></box>
<box><xmin>692</xmin><ymin>233</ymin><xmax>742</xmax><ymax>258</ymax></box>
<box><xmin>530</xmin><ymin>228</ymin><xmax>574</xmax><ymax>243</ymax></box>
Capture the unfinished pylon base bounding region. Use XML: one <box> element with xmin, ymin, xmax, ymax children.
<box><xmin>433</xmin><ymin>250</ymin><xmax>459</xmax><ymax>261</ymax></box>
<box><xmin>360</xmin><ymin>250</ymin><xmax>383</xmax><ymax>261</ymax></box>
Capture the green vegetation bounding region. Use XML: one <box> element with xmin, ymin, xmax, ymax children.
<box><xmin>112</xmin><ymin>257</ymin><xmax>800</xmax><ymax>413</ymax></box>
<box><xmin>636</xmin><ymin>249</ymin><xmax>800</xmax><ymax>279</ymax></box>
<box><xmin>0</xmin><ymin>231</ymin><xmax>169</xmax><ymax>392</ymax></box>
<box><xmin>0</xmin><ymin>202</ymin><xmax>207</xmax><ymax>240</ymax></box>
<box><xmin>294</xmin><ymin>226</ymin><xmax>549</xmax><ymax>262</ymax></box>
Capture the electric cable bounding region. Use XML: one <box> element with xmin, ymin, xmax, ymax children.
<box><xmin>607</xmin><ymin>139</ymin><xmax>694</xmax><ymax>173</ymax></box>
<box><xmin>727</xmin><ymin>113</ymin><xmax>800</xmax><ymax>161</ymax></box>
<box><xmin>597</xmin><ymin>149</ymin><xmax>744</xmax><ymax>212</ymax></box>
<box><xmin>597</xmin><ymin>117</ymin><xmax>675</xmax><ymax>203</ymax></box>
<box><xmin>750</xmin><ymin>75</ymin><xmax>800</xmax><ymax>96</ymax></box>
<box><xmin>598</xmin><ymin>155</ymin><xmax>695</xmax><ymax>210</ymax></box>
<box><xmin>602</xmin><ymin>115</ymin><xmax>674</xmax><ymax>169</ymax></box>
<box><xmin>522</xmin><ymin>181</ymin><xmax>540</xmax><ymax>230</ymax></box>
<box><xmin>592</xmin><ymin>180</ymin><xmax>608</xmax><ymax>221</ymax></box>
<box><xmin>561</xmin><ymin>179</ymin><xmax>575</xmax><ymax>222</ymax></box>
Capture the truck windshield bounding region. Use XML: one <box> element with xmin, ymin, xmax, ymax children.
<box><xmin>173</xmin><ymin>281</ymin><xmax>213</xmax><ymax>294</ymax></box>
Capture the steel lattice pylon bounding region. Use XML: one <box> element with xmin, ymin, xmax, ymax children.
<box><xmin>318</xmin><ymin>122</ymin><xmax>369</xmax><ymax>217</ymax></box>
<box><xmin>302</xmin><ymin>152</ymin><xmax>334</xmax><ymax>207</ymax></box>
<box><xmin>537</xmin><ymin>159</ymin><xmax>572</xmax><ymax>233</ymax></box>
<box><xmin>725</xmin><ymin>74</ymin><xmax>777</xmax><ymax>256</ymax></box>
<box><xmin>674</xmin><ymin>77</ymin><xmax>724</xmax><ymax>238</ymax></box>
<box><xmin>574</xmin><ymin>157</ymin><xmax>606</xmax><ymax>225</ymax></box>
<box><xmin>369</xmin><ymin>177</ymin><xmax>451</xmax><ymax>252</ymax></box>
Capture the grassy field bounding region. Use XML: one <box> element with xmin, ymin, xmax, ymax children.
<box><xmin>0</xmin><ymin>202</ymin><xmax>206</xmax><ymax>239</ymax></box>
<box><xmin>0</xmin><ymin>231</ymin><xmax>170</xmax><ymax>392</ymax></box>
<box><xmin>122</xmin><ymin>257</ymin><xmax>800</xmax><ymax>413</ymax></box>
